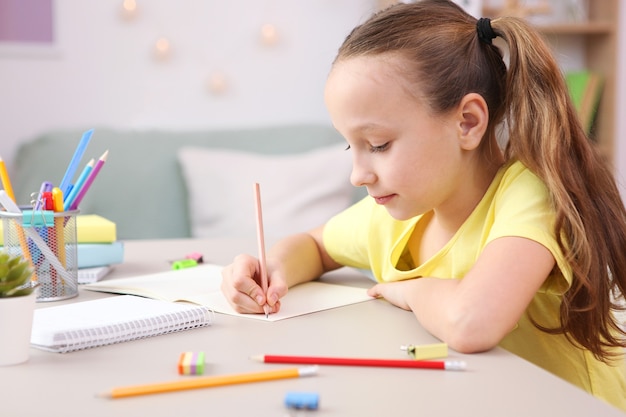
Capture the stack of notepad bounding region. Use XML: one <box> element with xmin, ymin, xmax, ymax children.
<box><xmin>76</xmin><ymin>214</ymin><xmax>124</xmax><ymax>284</ymax></box>
<box><xmin>0</xmin><ymin>213</ymin><xmax>122</xmax><ymax>284</ymax></box>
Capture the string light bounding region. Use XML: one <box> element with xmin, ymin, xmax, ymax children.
<box><xmin>260</xmin><ymin>24</ymin><xmax>279</xmax><ymax>46</ymax></box>
<box><xmin>119</xmin><ymin>5</ymin><xmax>286</xmax><ymax>91</ymax></box>
<box><xmin>120</xmin><ymin>0</ymin><xmax>138</xmax><ymax>20</ymax></box>
<box><xmin>154</xmin><ymin>37</ymin><xmax>171</xmax><ymax>61</ymax></box>
<box><xmin>207</xmin><ymin>72</ymin><xmax>229</xmax><ymax>95</ymax></box>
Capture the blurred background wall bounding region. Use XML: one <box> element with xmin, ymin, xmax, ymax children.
<box><xmin>1</xmin><ymin>0</ymin><xmax>625</xmax><ymax>201</ymax></box>
<box><xmin>0</xmin><ymin>0</ymin><xmax>378</xmax><ymax>172</ymax></box>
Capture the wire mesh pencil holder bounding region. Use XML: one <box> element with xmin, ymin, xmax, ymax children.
<box><xmin>0</xmin><ymin>210</ymin><xmax>79</xmax><ymax>302</ymax></box>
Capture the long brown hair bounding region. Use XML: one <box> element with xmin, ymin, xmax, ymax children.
<box><xmin>335</xmin><ymin>0</ymin><xmax>626</xmax><ymax>360</ymax></box>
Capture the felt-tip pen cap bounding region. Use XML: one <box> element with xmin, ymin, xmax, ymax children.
<box><xmin>171</xmin><ymin>259</ymin><xmax>198</xmax><ymax>270</ymax></box>
<box><xmin>400</xmin><ymin>342</ymin><xmax>448</xmax><ymax>360</ymax></box>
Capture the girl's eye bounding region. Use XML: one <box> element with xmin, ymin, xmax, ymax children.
<box><xmin>370</xmin><ymin>142</ymin><xmax>389</xmax><ymax>153</ymax></box>
<box><xmin>344</xmin><ymin>142</ymin><xmax>389</xmax><ymax>152</ymax></box>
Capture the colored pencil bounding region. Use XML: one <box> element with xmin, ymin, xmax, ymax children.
<box><xmin>98</xmin><ymin>366</ymin><xmax>318</xmax><ymax>399</ymax></box>
<box><xmin>59</xmin><ymin>128</ymin><xmax>94</xmax><ymax>196</ymax></box>
<box><xmin>51</xmin><ymin>187</ymin><xmax>66</xmax><ymax>266</ymax></box>
<box><xmin>0</xmin><ymin>190</ymin><xmax>74</xmax><ymax>288</ymax></box>
<box><xmin>70</xmin><ymin>150</ymin><xmax>108</xmax><ymax>210</ymax></box>
<box><xmin>63</xmin><ymin>158</ymin><xmax>94</xmax><ymax>210</ymax></box>
<box><xmin>0</xmin><ymin>155</ymin><xmax>15</xmax><ymax>201</ymax></box>
<box><xmin>250</xmin><ymin>354</ymin><xmax>466</xmax><ymax>371</ymax></box>
<box><xmin>0</xmin><ymin>158</ymin><xmax>36</xmax><ymax>281</ymax></box>
<box><xmin>253</xmin><ymin>182</ymin><xmax>270</xmax><ymax>318</ymax></box>
<box><xmin>34</xmin><ymin>181</ymin><xmax>53</xmax><ymax>210</ymax></box>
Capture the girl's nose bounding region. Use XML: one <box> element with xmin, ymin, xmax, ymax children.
<box><xmin>350</xmin><ymin>159</ymin><xmax>376</xmax><ymax>187</ymax></box>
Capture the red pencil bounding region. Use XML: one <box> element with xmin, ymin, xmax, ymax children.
<box><xmin>250</xmin><ymin>354</ymin><xmax>466</xmax><ymax>371</ymax></box>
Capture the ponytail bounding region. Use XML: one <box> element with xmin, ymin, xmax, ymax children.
<box><xmin>492</xmin><ymin>17</ymin><xmax>626</xmax><ymax>359</ymax></box>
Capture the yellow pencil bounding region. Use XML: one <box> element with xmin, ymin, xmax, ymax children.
<box><xmin>0</xmin><ymin>155</ymin><xmax>15</xmax><ymax>201</ymax></box>
<box><xmin>0</xmin><ymin>156</ymin><xmax>37</xmax><ymax>282</ymax></box>
<box><xmin>98</xmin><ymin>366</ymin><xmax>318</xmax><ymax>399</ymax></box>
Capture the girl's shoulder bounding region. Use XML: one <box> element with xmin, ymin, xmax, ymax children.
<box><xmin>501</xmin><ymin>160</ymin><xmax>541</xmax><ymax>181</ymax></box>
<box><xmin>497</xmin><ymin>160</ymin><xmax>549</xmax><ymax>199</ymax></box>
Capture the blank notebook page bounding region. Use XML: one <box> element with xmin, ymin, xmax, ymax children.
<box><xmin>31</xmin><ymin>295</ymin><xmax>212</xmax><ymax>353</ymax></box>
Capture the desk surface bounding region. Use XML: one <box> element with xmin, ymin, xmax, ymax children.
<box><xmin>3</xmin><ymin>238</ymin><xmax>624</xmax><ymax>416</ymax></box>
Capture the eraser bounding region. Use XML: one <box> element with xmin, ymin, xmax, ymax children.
<box><xmin>285</xmin><ymin>391</ymin><xmax>319</xmax><ymax>410</ymax></box>
<box><xmin>405</xmin><ymin>342</ymin><xmax>448</xmax><ymax>360</ymax></box>
<box><xmin>185</xmin><ymin>252</ymin><xmax>204</xmax><ymax>263</ymax></box>
<box><xmin>178</xmin><ymin>351</ymin><xmax>205</xmax><ymax>375</ymax></box>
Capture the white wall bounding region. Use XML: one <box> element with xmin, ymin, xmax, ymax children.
<box><xmin>1</xmin><ymin>0</ymin><xmax>625</xmax><ymax>189</ymax></box>
<box><xmin>0</xmin><ymin>0</ymin><xmax>377</xmax><ymax>173</ymax></box>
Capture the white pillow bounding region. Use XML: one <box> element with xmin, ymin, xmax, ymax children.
<box><xmin>177</xmin><ymin>144</ymin><xmax>354</xmax><ymax>239</ymax></box>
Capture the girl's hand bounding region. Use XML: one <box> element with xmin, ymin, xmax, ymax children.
<box><xmin>367</xmin><ymin>280</ymin><xmax>415</xmax><ymax>311</ymax></box>
<box><xmin>221</xmin><ymin>254</ymin><xmax>288</xmax><ymax>314</ymax></box>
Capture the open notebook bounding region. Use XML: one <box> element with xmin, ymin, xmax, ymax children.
<box><xmin>83</xmin><ymin>264</ymin><xmax>374</xmax><ymax>322</ymax></box>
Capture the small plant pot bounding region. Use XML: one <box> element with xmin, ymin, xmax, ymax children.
<box><xmin>0</xmin><ymin>291</ymin><xmax>36</xmax><ymax>366</ymax></box>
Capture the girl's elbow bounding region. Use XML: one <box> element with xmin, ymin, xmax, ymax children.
<box><xmin>442</xmin><ymin>311</ymin><xmax>505</xmax><ymax>353</ymax></box>
<box><xmin>446</xmin><ymin>333</ymin><xmax>498</xmax><ymax>354</ymax></box>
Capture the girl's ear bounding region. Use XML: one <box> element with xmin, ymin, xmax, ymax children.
<box><xmin>456</xmin><ymin>93</ymin><xmax>489</xmax><ymax>151</ymax></box>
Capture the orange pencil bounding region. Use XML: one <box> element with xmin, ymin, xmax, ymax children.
<box><xmin>98</xmin><ymin>366</ymin><xmax>318</xmax><ymax>399</ymax></box>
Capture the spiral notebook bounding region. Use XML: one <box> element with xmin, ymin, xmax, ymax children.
<box><xmin>30</xmin><ymin>295</ymin><xmax>213</xmax><ymax>353</ymax></box>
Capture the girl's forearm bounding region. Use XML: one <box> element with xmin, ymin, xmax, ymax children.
<box><xmin>267</xmin><ymin>230</ymin><xmax>336</xmax><ymax>288</ymax></box>
<box><xmin>404</xmin><ymin>278</ymin><xmax>495</xmax><ymax>352</ymax></box>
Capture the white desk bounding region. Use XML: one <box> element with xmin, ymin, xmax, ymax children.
<box><xmin>2</xmin><ymin>239</ymin><xmax>624</xmax><ymax>416</ymax></box>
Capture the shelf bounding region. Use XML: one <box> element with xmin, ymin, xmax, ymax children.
<box><xmin>535</xmin><ymin>21</ymin><xmax>614</xmax><ymax>36</ymax></box>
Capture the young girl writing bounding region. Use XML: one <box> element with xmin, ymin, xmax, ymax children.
<box><xmin>221</xmin><ymin>0</ymin><xmax>626</xmax><ymax>410</ymax></box>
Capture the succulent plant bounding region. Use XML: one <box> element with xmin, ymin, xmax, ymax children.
<box><xmin>0</xmin><ymin>251</ymin><xmax>35</xmax><ymax>298</ymax></box>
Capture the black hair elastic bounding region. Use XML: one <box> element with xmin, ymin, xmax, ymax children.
<box><xmin>476</xmin><ymin>17</ymin><xmax>496</xmax><ymax>45</ymax></box>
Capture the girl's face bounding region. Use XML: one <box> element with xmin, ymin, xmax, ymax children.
<box><xmin>324</xmin><ymin>55</ymin><xmax>470</xmax><ymax>221</ymax></box>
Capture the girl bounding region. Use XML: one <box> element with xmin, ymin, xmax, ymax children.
<box><xmin>221</xmin><ymin>0</ymin><xmax>626</xmax><ymax>410</ymax></box>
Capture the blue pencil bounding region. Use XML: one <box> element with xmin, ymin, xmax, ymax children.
<box><xmin>63</xmin><ymin>158</ymin><xmax>94</xmax><ymax>211</ymax></box>
<box><xmin>59</xmin><ymin>129</ymin><xmax>94</xmax><ymax>196</ymax></box>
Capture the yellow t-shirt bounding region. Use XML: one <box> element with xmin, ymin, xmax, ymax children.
<box><xmin>323</xmin><ymin>160</ymin><xmax>626</xmax><ymax>411</ymax></box>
